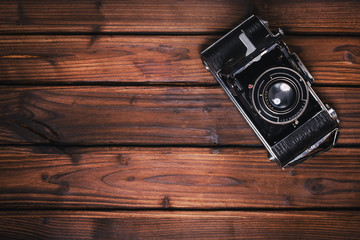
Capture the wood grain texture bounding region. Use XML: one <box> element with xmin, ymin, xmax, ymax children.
<box><xmin>0</xmin><ymin>35</ymin><xmax>359</xmax><ymax>85</ymax></box>
<box><xmin>0</xmin><ymin>210</ymin><xmax>359</xmax><ymax>239</ymax></box>
<box><xmin>0</xmin><ymin>0</ymin><xmax>360</xmax><ymax>34</ymax></box>
<box><xmin>1</xmin><ymin>0</ymin><xmax>359</xmax><ymax>239</ymax></box>
<box><xmin>0</xmin><ymin>146</ymin><xmax>359</xmax><ymax>209</ymax></box>
<box><xmin>0</xmin><ymin>86</ymin><xmax>358</xmax><ymax>145</ymax></box>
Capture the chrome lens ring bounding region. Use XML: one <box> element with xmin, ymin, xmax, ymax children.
<box><xmin>252</xmin><ymin>67</ymin><xmax>309</xmax><ymax>124</ymax></box>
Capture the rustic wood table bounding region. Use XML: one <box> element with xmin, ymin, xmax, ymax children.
<box><xmin>0</xmin><ymin>1</ymin><xmax>360</xmax><ymax>239</ymax></box>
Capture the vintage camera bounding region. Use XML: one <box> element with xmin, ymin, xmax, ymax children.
<box><xmin>201</xmin><ymin>15</ymin><xmax>339</xmax><ymax>168</ymax></box>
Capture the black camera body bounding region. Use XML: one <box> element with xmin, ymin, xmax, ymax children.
<box><xmin>201</xmin><ymin>16</ymin><xmax>339</xmax><ymax>168</ymax></box>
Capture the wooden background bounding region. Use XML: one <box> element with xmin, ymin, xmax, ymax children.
<box><xmin>1</xmin><ymin>0</ymin><xmax>360</xmax><ymax>239</ymax></box>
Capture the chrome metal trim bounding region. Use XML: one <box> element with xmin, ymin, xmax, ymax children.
<box><xmin>201</xmin><ymin>15</ymin><xmax>258</xmax><ymax>56</ymax></box>
<box><xmin>282</xmin><ymin>128</ymin><xmax>339</xmax><ymax>169</ymax></box>
<box><xmin>251</xmin><ymin>67</ymin><xmax>309</xmax><ymax>125</ymax></box>
<box><xmin>239</xmin><ymin>31</ymin><xmax>256</xmax><ymax>56</ymax></box>
<box><xmin>292</xmin><ymin>53</ymin><xmax>314</xmax><ymax>83</ymax></box>
<box><xmin>308</xmin><ymin>86</ymin><xmax>340</xmax><ymax>124</ymax></box>
<box><xmin>232</xmin><ymin>43</ymin><xmax>278</xmax><ymax>76</ymax></box>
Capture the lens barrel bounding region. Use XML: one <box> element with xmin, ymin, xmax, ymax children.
<box><xmin>252</xmin><ymin>67</ymin><xmax>309</xmax><ymax>124</ymax></box>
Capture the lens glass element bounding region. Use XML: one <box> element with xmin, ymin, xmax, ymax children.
<box><xmin>267</xmin><ymin>82</ymin><xmax>295</xmax><ymax>110</ymax></box>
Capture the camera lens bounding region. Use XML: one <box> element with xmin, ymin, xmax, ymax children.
<box><xmin>267</xmin><ymin>82</ymin><xmax>296</xmax><ymax>111</ymax></box>
<box><xmin>252</xmin><ymin>67</ymin><xmax>309</xmax><ymax>124</ymax></box>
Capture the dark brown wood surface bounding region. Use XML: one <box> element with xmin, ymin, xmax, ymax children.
<box><xmin>0</xmin><ymin>86</ymin><xmax>359</xmax><ymax>145</ymax></box>
<box><xmin>1</xmin><ymin>0</ymin><xmax>359</xmax><ymax>239</ymax></box>
<box><xmin>0</xmin><ymin>146</ymin><xmax>359</xmax><ymax>209</ymax></box>
<box><xmin>0</xmin><ymin>211</ymin><xmax>359</xmax><ymax>240</ymax></box>
<box><xmin>1</xmin><ymin>0</ymin><xmax>360</xmax><ymax>34</ymax></box>
<box><xmin>0</xmin><ymin>36</ymin><xmax>359</xmax><ymax>85</ymax></box>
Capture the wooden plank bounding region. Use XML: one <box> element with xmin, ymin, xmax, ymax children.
<box><xmin>0</xmin><ymin>146</ymin><xmax>359</xmax><ymax>209</ymax></box>
<box><xmin>0</xmin><ymin>35</ymin><xmax>359</xmax><ymax>85</ymax></box>
<box><xmin>0</xmin><ymin>210</ymin><xmax>359</xmax><ymax>239</ymax></box>
<box><xmin>0</xmin><ymin>86</ymin><xmax>358</xmax><ymax>145</ymax></box>
<box><xmin>1</xmin><ymin>0</ymin><xmax>360</xmax><ymax>34</ymax></box>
